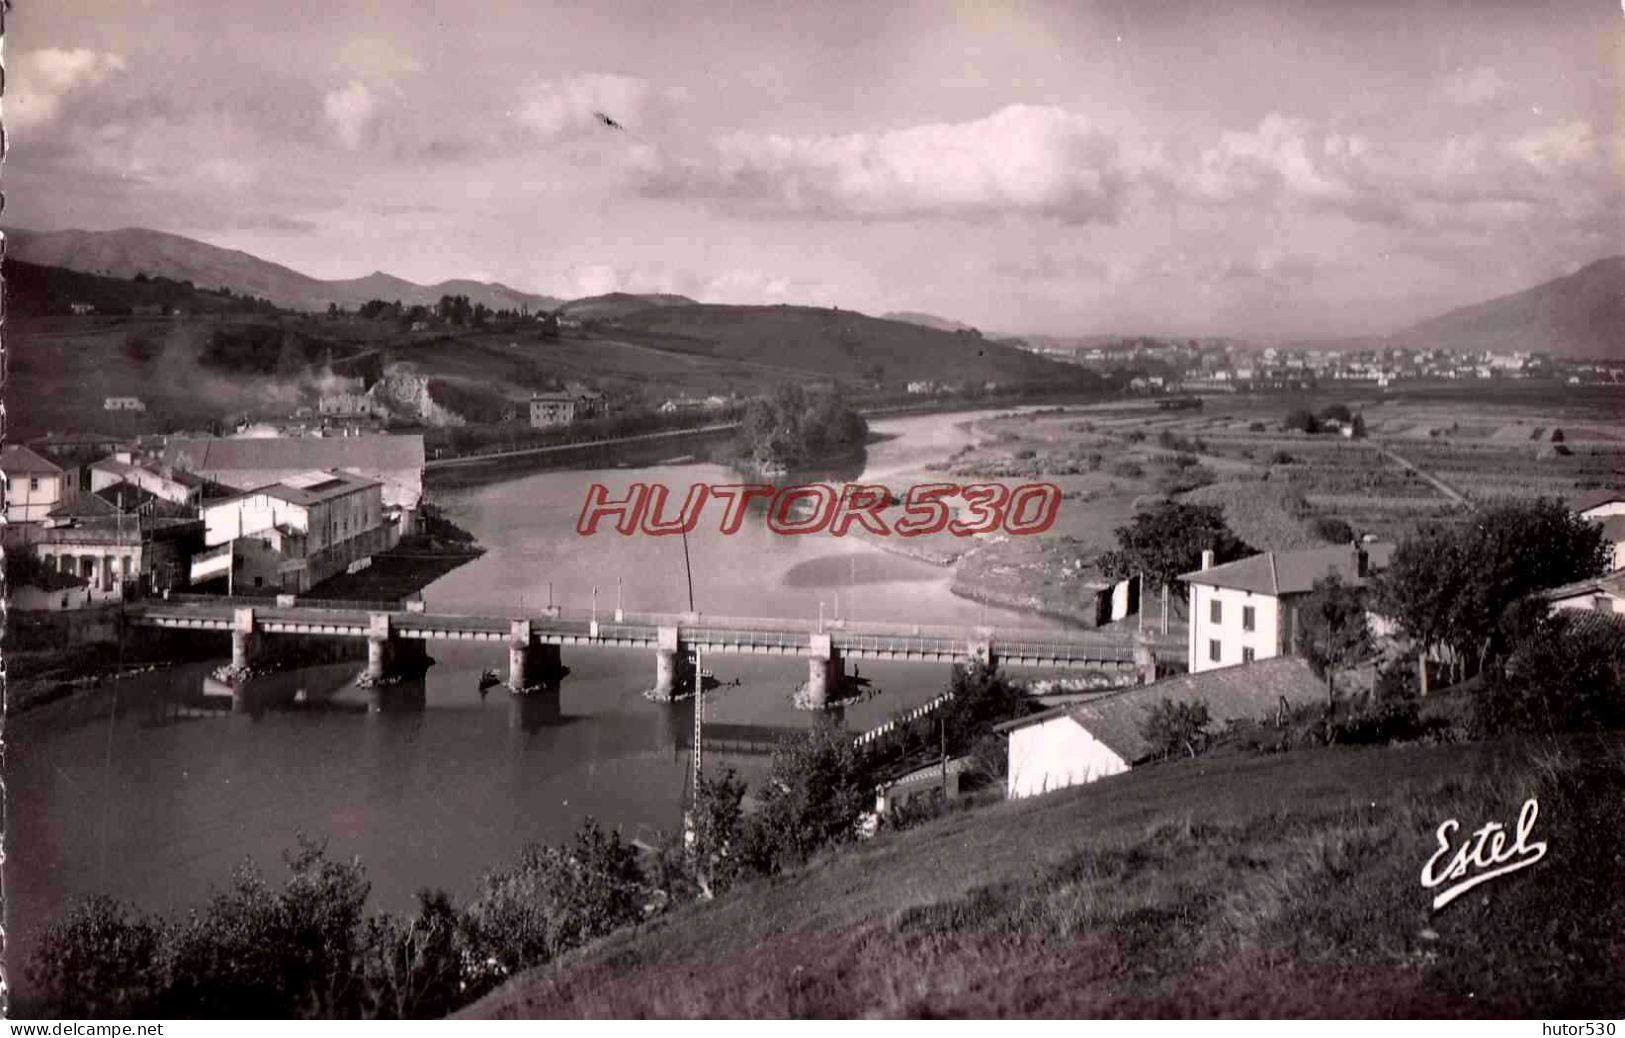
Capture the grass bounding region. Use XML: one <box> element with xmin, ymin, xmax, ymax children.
<box><xmin>464</xmin><ymin>733</ymin><xmax>1625</xmax><ymax>1018</ymax></box>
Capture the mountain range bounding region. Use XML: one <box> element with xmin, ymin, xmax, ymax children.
<box><xmin>4</xmin><ymin>227</ymin><xmax>563</xmax><ymax>314</ymax></box>
<box><xmin>1393</xmin><ymin>256</ymin><xmax>1625</xmax><ymax>359</ymax></box>
<box><xmin>5</xmin><ymin>227</ymin><xmax>1621</xmax><ymax>358</ymax></box>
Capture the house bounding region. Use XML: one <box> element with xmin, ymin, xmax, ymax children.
<box><xmin>318</xmin><ymin>391</ymin><xmax>377</xmax><ymax>418</ymax></box>
<box><xmin>1546</xmin><ymin>570</ymin><xmax>1625</xmax><ymax>616</ymax></box>
<box><xmin>873</xmin><ymin>757</ymin><xmax>973</xmax><ymax>816</ymax></box>
<box><xmin>1594</xmin><ymin>515</ymin><xmax>1625</xmax><ymax>572</ymax></box>
<box><xmin>575</xmin><ymin>390</ymin><xmax>609</xmax><ymax>419</ymax></box>
<box><xmin>159</xmin><ymin>433</ymin><xmax>424</xmax><ymax>533</ymax></box>
<box><xmin>28</xmin><ymin>514</ymin><xmax>202</xmax><ymax>598</ymax></box>
<box><xmin>69</xmin><ymin>301</ymin><xmax>96</xmax><ymax>316</ymax></box>
<box><xmin>1183</xmin><ymin>542</ymin><xmax>1395</xmax><ymax>674</ymax></box>
<box><xmin>90</xmin><ymin>451</ymin><xmax>210</xmax><ymax>507</ymax></box>
<box><xmin>1</xmin><ymin>445</ymin><xmax>68</xmax><ymax>523</ymax></box>
<box><xmin>529</xmin><ymin>391</ymin><xmax>577</xmax><ymax>427</ymax></box>
<box><xmin>104</xmin><ymin>396</ymin><xmax>147</xmax><ymax>412</ymax></box>
<box><xmin>196</xmin><ymin>469</ymin><xmax>390</xmax><ymax>593</ymax></box>
<box><xmin>1574</xmin><ymin>489</ymin><xmax>1625</xmax><ymax>520</ymax></box>
<box><xmin>996</xmin><ymin>657</ymin><xmax>1328</xmax><ymax>799</ymax></box>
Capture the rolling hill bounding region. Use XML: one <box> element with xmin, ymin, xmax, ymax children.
<box><xmin>1398</xmin><ymin>255</ymin><xmax>1625</xmax><ymax>359</ymax></box>
<box><xmin>4</xmin><ymin>227</ymin><xmax>563</xmax><ymax>314</ymax></box>
<box><xmin>602</xmin><ymin>303</ymin><xmax>1078</xmax><ymax>385</ymax></box>
<box><xmin>555</xmin><ymin>291</ymin><xmax>697</xmax><ymax>321</ymax></box>
<box><xmin>881</xmin><ymin>310</ymin><xmax>979</xmax><ymax>333</ymax></box>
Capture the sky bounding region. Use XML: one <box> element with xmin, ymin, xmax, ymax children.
<box><xmin>6</xmin><ymin>0</ymin><xmax>1622</xmax><ymax>338</ymax></box>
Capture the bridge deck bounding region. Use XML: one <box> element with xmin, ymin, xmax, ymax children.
<box><xmin>129</xmin><ymin>600</ymin><xmax>1183</xmax><ymax>666</ymax></box>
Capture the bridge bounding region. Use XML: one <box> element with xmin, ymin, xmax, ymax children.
<box><xmin>129</xmin><ymin>596</ymin><xmax>1182</xmax><ymax>709</ymax></box>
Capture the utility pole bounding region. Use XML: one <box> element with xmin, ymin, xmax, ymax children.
<box><xmin>692</xmin><ymin>646</ymin><xmax>704</xmax><ymax>795</ymax></box>
<box><xmin>680</xmin><ymin>527</ymin><xmax>695</xmax><ymax>614</ymax></box>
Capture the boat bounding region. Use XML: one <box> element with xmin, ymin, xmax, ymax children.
<box><xmin>478</xmin><ymin>668</ymin><xmax>502</xmax><ymax>691</ymax></box>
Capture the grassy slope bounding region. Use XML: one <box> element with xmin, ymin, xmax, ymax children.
<box><xmin>467</xmin><ymin>735</ymin><xmax>1625</xmax><ymax>1019</ymax></box>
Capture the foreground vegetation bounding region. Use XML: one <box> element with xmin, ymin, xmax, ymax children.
<box><xmin>470</xmin><ymin>733</ymin><xmax>1624</xmax><ymax>1018</ymax></box>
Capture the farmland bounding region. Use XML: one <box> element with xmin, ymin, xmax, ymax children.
<box><xmin>869</xmin><ymin>385</ymin><xmax>1623</xmax><ymax>626</ymax></box>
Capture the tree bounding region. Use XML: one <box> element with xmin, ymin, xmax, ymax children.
<box><xmin>745</xmin><ymin>724</ymin><xmax>870</xmax><ymax>873</ymax></box>
<box><xmin>1098</xmin><ymin>501</ymin><xmax>1250</xmax><ymax>598</ymax></box>
<box><xmin>27</xmin><ymin>895</ymin><xmax>166</xmax><ymax>1018</ymax></box>
<box><xmin>363</xmin><ymin>889</ymin><xmax>465</xmax><ymax>1020</ymax></box>
<box><xmin>461</xmin><ymin>818</ymin><xmax>645</xmax><ymax>993</ymax></box>
<box><xmin>165</xmin><ymin>835</ymin><xmax>373</xmax><ymax>1018</ymax></box>
<box><xmin>1140</xmin><ymin>698</ymin><xmax>1213</xmax><ymax>759</ymax></box>
<box><xmin>1374</xmin><ymin>498</ymin><xmax>1607</xmax><ymax>693</ymax></box>
<box><xmin>1294</xmin><ymin>572</ymin><xmax>1373</xmax><ymax>697</ymax></box>
<box><xmin>1282</xmin><ymin>408</ymin><xmax>1318</xmax><ymax>434</ymax></box>
<box><xmin>689</xmin><ymin>767</ymin><xmax>748</xmax><ymax>896</ymax></box>
<box><xmin>1372</xmin><ymin>525</ymin><xmax>1471</xmax><ymax>695</ymax></box>
<box><xmin>1479</xmin><ymin>609</ymin><xmax>1625</xmax><ymax>734</ymax></box>
<box><xmin>1318</xmin><ymin>403</ymin><xmax>1352</xmax><ymax>425</ymax></box>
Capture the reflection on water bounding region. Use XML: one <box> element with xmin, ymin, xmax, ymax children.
<box><xmin>7</xmin><ymin>409</ymin><xmax>1063</xmax><ymax>977</ymax></box>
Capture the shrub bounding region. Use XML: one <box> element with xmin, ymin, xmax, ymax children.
<box><xmin>1012</xmin><ymin>448</ymin><xmax>1036</xmax><ymax>460</ymax></box>
<box><xmin>1312</xmin><ymin>516</ymin><xmax>1356</xmax><ymax>544</ymax></box>
<box><xmin>690</xmin><ymin>768</ymin><xmax>749</xmax><ymax>896</ymax></box>
<box><xmin>1478</xmin><ymin>612</ymin><xmax>1625</xmax><ymax>735</ymax></box>
<box><xmin>1108</xmin><ymin>459</ymin><xmax>1144</xmax><ymax>479</ymax></box>
<box><xmin>1140</xmin><ymin>698</ymin><xmax>1213</xmax><ymax>759</ymax></box>
<box><xmin>1269</xmin><ymin>449</ymin><xmax>1296</xmax><ymax>465</ymax></box>
<box><xmin>363</xmin><ymin>890</ymin><xmax>466</xmax><ymax>1020</ymax></box>
<box><xmin>1281</xmin><ymin>409</ymin><xmax>1318</xmax><ymax>434</ymax></box>
<box><xmin>745</xmin><ymin>725</ymin><xmax>871</xmax><ymax>873</ymax></box>
<box><xmin>27</xmin><ymin>895</ymin><xmax>166</xmax><ymax>1019</ymax></box>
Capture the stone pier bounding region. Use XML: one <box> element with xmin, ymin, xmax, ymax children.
<box><xmin>366</xmin><ymin>613</ymin><xmax>391</xmax><ymax>682</ymax></box>
<box><xmin>651</xmin><ymin>626</ymin><xmax>683</xmax><ymax>701</ymax></box>
<box><xmin>802</xmin><ymin>633</ymin><xmax>842</xmax><ymax>710</ymax></box>
<box><xmin>964</xmin><ymin>631</ymin><xmax>997</xmax><ymax>672</ymax></box>
<box><xmin>507</xmin><ymin>622</ymin><xmax>566</xmax><ymax>692</ymax></box>
<box><xmin>231</xmin><ymin>607</ymin><xmax>257</xmax><ymax>671</ymax></box>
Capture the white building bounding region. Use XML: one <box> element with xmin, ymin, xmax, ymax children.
<box><xmin>90</xmin><ymin>452</ymin><xmax>207</xmax><ymax>507</ymax></box>
<box><xmin>1573</xmin><ymin>490</ymin><xmax>1625</xmax><ymax>571</ymax></box>
<box><xmin>197</xmin><ymin>470</ymin><xmax>389</xmax><ymax>593</ymax></box>
<box><xmin>1183</xmin><ymin>543</ymin><xmax>1394</xmax><ymax>674</ymax></box>
<box><xmin>104</xmin><ymin>396</ymin><xmax>147</xmax><ymax>412</ymax></box>
<box><xmin>996</xmin><ymin>657</ymin><xmax>1328</xmax><ymax>799</ymax></box>
<box><xmin>1</xmin><ymin>445</ymin><xmax>68</xmax><ymax>523</ymax></box>
<box><xmin>530</xmin><ymin>392</ymin><xmax>578</xmax><ymax>427</ymax></box>
<box><xmin>161</xmin><ymin>433</ymin><xmax>424</xmax><ymax>534</ymax></box>
<box><xmin>1546</xmin><ymin>571</ymin><xmax>1625</xmax><ymax>616</ymax></box>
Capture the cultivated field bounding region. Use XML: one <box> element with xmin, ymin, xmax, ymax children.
<box><xmin>875</xmin><ymin>386</ymin><xmax>1623</xmax><ymax>626</ymax></box>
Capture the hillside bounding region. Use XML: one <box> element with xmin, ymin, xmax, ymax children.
<box><xmin>881</xmin><ymin>310</ymin><xmax>978</xmax><ymax>333</ymax></box>
<box><xmin>467</xmin><ymin>735</ymin><xmax>1624</xmax><ymax>1018</ymax></box>
<box><xmin>602</xmin><ymin>303</ymin><xmax>1088</xmax><ymax>386</ymax></box>
<box><xmin>1398</xmin><ymin>256</ymin><xmax>1625</xmax><ymax>359</ymax></box>
<box><xmin>556</xmin><ymin>292</ymin><xmax>697</xmax><ymax>321</ymax></box>
<box><xmin>4</xmin><ymin>227</ymin><xmax>562</xmax><ymax>314</ymax></box>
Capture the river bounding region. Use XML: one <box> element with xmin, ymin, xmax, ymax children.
<box><xmin>6</xmin><ymin>408</ymin><xmax>1062</xmax><ymax>972</ymax></box>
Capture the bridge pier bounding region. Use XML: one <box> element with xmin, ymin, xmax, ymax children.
<box><xmin>231</xmin><ymin>607</ymin><xmax>258</xmax><ymax>672</ymax></box>
<box><xmin>650</xmin><ymin>626</ymin><xmax>683</xmax><ymax>701</ymax></box>
<box><xmin>800</xmin><ymin>633</ymin><xmax>842</xmax><ymax>711</ymax></box>
<box><xmin>962</xmin><ymin>633</ymin><xmax>997</xmax><ymax>673</ymax></box>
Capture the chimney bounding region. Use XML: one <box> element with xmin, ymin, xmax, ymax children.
<box><xmin>1200</xmin><ymin>549</ymin><xmax>1215</xmax><ymax>570</ymax></box>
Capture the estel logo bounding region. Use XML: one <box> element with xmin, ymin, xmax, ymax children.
<box><xmin>576</xmin><ymin>482</ymin><xmax>1062</xmax><ymax>537</ymax></box>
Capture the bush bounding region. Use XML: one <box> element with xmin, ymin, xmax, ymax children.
<box><xmin>1281</xmin><ymin>409</ymin><xmax>1318</xmax><ymax>434</ymax></box>
<box><xmin>1269</xmin><ymin>449</ymin><xmax>1296</xmax><ymax>465</ymax></box>
<box><xmin>1312</xmin><ymin>516</ymin><xmax>1356</xmax><ymax>544</ymax></box>
<box><xmin>1012</xmin><ymin>448</ymin><xmax>1036</xmax><ymax>460</ymax></box>
<box><xmin>462</xmin><ymin>819</ymin><xmax>646</xmax><ymax>990</ymax></box>
<box><xmin>27</xmin><ymin>895</ymin><xmax>166</xmax><ymax>1018</ymax></box>
<box><xmin>1140</xmin><ymin>698</ymin><xmax>1213</xmax><ymax>759</ymax></box>
<box><xmin>1478</xmin><ymin>612</ymin><xmax>1625</xmax><ymax>735</ymax></box>
<box><xmin>745</xmin><ymin>725</ymin><xmax>871</xmax><ymax>873</ymax></box>
<box><xmin>1108</xmin><ymin>459</ymin><xmax>1144</xmax><ymax>479</ymax></box>
<box><xmin>689</xmin><ymin>768</ymin><xmax>748</xmax><ymax>896</ymax></box>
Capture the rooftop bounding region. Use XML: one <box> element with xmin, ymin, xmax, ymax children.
<box><xmin>1545</xmin><ymin>569</ymin><xmax>1625</xmax><ymax>601</ymax></box>
<box><xmin>159</xmin><ymin>434</ymin><xmax>425</xmax><ymax>478</ymax></box>
<box><xmin>252</xmin><ymin>469</ymin><xmax>383</xmax><ymax>507</ymax></box>
<box><xmin>1</xmin><ymin>444</ymin><xmax>64</xmax><ymax>476</ymax></box>
<box><xmin>995</xmin><ymin>657</ymin><xmax>1328</xmax><ymax>764</ymax></box>
<box><xmin>1574</xmin><ymin>488</ymin><xmax>1625</xmax><ymax>514</ymax></box>
<box><xmin>1181</xmin><ymin>542</ymin><xmax>1395</xmax><ymax>596</ymax></box>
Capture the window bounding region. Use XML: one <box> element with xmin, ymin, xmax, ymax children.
<box><xmin>29</xmin><ymin>477</ymin><xmax>40</xmax><ymax>491</ymax></box>
<box><xmin>1242</xmin><ymin>647</ymin><xmax>1256</xmax><ymax>663</ymax></box>
<box><xmin>1208</xmin><ymin>639</ymin><xmax>1221</xmax><ymax>662</ymax></box>
<box><xmin>1242</xmin><ymin>606</ymin><xmax>1255</xmax><ymax>632</ymax></box>
<box><xmin>1210</xmin><ymin>600</ymin><xmax>1222</xmax><ymax>624</ymax></box>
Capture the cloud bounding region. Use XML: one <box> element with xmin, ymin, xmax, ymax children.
<box><xmin>323</xmin><ymin>81</ymin><xmax>377</xmax><ymax>149</ymax></box>
<box><xmin>515</xmin><ymin>73</ymin><xmax>662</xmax><ymax>139</ymax></box>
<box><xmin>1440</xmin><ymin>66</ymin><xmax>1509</xmax><ymax>106</ymax></box>
<box><xmin>7</xmin><ymin>48</ymin><xmax>127</xmax><ymax>132</ymax></box>
<box><xmin>636</xmin><ymin>104</ymin><xmax>1158</xmax><ymax>224</ymax></box>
